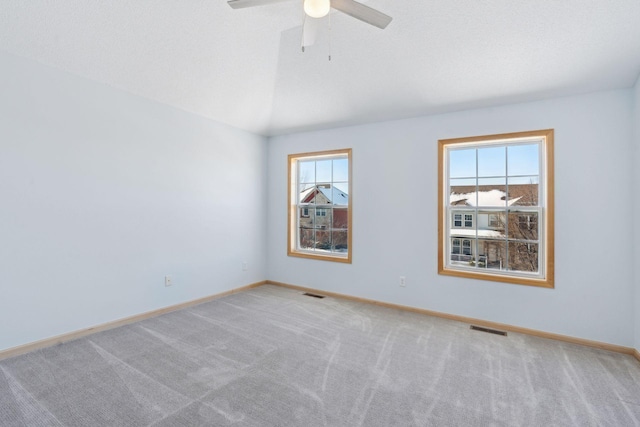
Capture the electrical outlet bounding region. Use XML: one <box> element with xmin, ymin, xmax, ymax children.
<box><xmin>165</xmin><ymin>275</ymin><xmax>173</xmax><ymax>287</ymax></box>
<box><xmin>399</xmin><ymin>276</ymin><xmax>406</xmax><ymax>287</ymax></box>
<box><xmin>242</xmin><ymin>262</ymin><xmax>248</xmax><ymax>271</ymax></box>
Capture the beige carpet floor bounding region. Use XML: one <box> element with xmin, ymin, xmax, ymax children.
<box><xmin>1</xmin><ymin>284</ymin><xmax>639</xmax><ymax>426</ymax></box>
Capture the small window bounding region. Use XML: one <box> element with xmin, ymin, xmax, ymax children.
<box><xmin>438</xmin><ymin>129</ymin><xmax>554</xmax><ymax>287</ymax></box>
<box><xmin>288</xmin><ymin>149</ymin><xmax>351</xmax><ymax>263</ymax></box>
<box><xmin>452</xmin><ymin>238</ymin><xmax>461</xmax><ymax>254</ymax></box>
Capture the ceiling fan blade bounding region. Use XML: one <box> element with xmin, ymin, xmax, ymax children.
<box><xmin>330</xmin><ymin>0</ymin><xmax>392</xmax><ymax>29</ymax></box>
<box><xmin>228</xmin><ymin>0</ymin><xmax>293</xmax><ymax>9</ymax></box>
<box><xmin>302</xmin><ymin>17</ymin><xmax>321</xmax><ymax>47</ymax></box>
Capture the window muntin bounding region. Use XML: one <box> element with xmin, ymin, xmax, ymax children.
<box><xmin>438</xmin><ymin>130</ymin><xmax>554</xmax><ymax>287</ymax></box>
<box><xmin>288</xmin><ymin>149</ymin><xmax>352</xmax><ymax>263</ymax></box>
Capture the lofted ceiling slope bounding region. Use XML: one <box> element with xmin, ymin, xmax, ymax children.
<box><xmin>1</xmin><ymin>1</ymin><xmax>640</xmax><ymax>136</ymax></box>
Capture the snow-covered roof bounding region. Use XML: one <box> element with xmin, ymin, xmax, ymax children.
<box><xmin>300</xmin><ymin>185</ymin><xmax>349</xmax><ymax>206</ymax></box>
<box><xmin>450</xmin><ymin>189</ymin><xmax>521</xmax><ymax>207</ymax></box>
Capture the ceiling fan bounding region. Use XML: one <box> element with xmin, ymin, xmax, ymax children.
<box><xmin>227</xmin><ymin>0</ymin><xmax>392</xmax><ymax>30</ymax></box>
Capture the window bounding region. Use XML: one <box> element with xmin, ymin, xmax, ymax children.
<box><xmin>453</xmin><ymin>213</ymin><xmax>473</xmax><ymax>228</ymax></box>
<box><xmin>288</xmin><ymin>149</ymin><xmax>352</xmax><ymax>263</ymax></box>
<box><xmin>452</xmin><ymin>238</ymin><xmax>461</xmax><ymax>254</ymax></box>
<box><xmin>464</xmin><ymin>214</ymin><xmax>473</xmax><ymax>228</ymax></box>
<box><xmin>462</xmin><ymin>239</ymin><xmax>472</xmax><ymax>255</ymax></box>
<box><xmin>438</xmin><ymin>129</ymin><xmax>554</xmax><ymax>287</ymax></box>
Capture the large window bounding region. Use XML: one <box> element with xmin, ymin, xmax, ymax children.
<box><xmin>438</xmin><ymin>130</ymin><xmax>554</xmax><ymax>287</ymax></box>
<box><xmin>288</xmin><ymin>149</ymin><xmax>352</xmax><ymax>263</ymax></box>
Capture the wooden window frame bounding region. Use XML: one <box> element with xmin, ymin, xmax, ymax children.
<box><xmin>438</xmin><ymin>129</ymin><xmax>554</xmax><ymax>288</ymax></box>
<box><xmin>288</xmin><ymin>149</ymin><xmax>352</xmax><ymax>263</ymax></box>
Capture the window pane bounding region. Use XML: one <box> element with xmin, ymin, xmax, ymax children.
<box><xmin>315</xmin><ymin>230</ymin><xmax>332</xmax><ymax>251</ymax></box>
<box><xmin>299</xmin><ymin>184</ymin><xmax>316</xmax><ymax>204</ymax></box>
<box><xmin>477</xmin><ymin>177</ymin><xmax>507</xmax><ymax>207</ymax></box>
<box><xmin>508</xmin><ymin>179</ymin><xmax>538</xmax><ymax>206</ymax></box>
<box><xmin>299</xmin><ymin>161</ymin><xmax>315</xmax><ymax>184</ymax></box>
<box><xmin>316</xmin><ymin>160</ymin><xmax>332</xmax><ymax>183</ymax></box>
<box><xmin>508</xmin><ymin>144</ymin><xmax>539</xmax><ymax>177</ymax></box>
<box><xmin>299</xmin><ymin>207</ymin><xmax>315</xmax><ymax>231</ymax></box>
<box><xmin>478</xmin><ymin>146</ymin><xmax>505</xmax><ymax>178</ymax></box>
<box><xmin>313</xmin><ymin>184</ymin><xmax>331</xmax><ymax>205</ymax></box>
<box><xmin>332</xmin><ymin>186</ymin><xmax>349</xmax><ymax>206</ymax></box>
<box><xmin>478</xmin><ymin>210</ymin><xmax>505</xmax><ymax>230</ymax></box>
<box><xmin>450</xmin><ymin>179</ymin><xmax>476</xmax><ymax>206</ymax></box>
<box><xmin>299</xmin><ymin>228</ymin><xmax>315</xmax><ymax>250</ymax></box>
<box><xmin>507</xmin><ymin>212</ymin><xmax>539</xmax><ymax>241</ymax></box>
<box><xmin>477</xmin><ymin>239</ymin><xmax>507</xmax><ymax>271</ymax></box>
<box><xmin>449</xmin><ymin>149</ymin><xmax>476</xmax><ymax>178</ymax></box>
<box><xmin>332</xmin><ymin>230</ymin><xmax>348</xmax><ymax>252</ymax></box>
<box><xmin>508</xmin><ymin>241</ymin><xmax>539</xmax><ymax>273</ymax></box>
<box><xmin>333</xmin><ymin>158</ymin><xmax>348</xmax><ymax>182</ymax></box>
<box><xmin>333</xmin><ymin>207</ymin><xmax>348</xmax><ymax>229</ymax></box>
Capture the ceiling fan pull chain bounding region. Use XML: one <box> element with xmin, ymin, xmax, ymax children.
<box><xmin>301</xmin><ymin>8</ymin><xmax>306</xmax><ymax>52</ymax></box>
<box><xmin>328</xmin><ymin>9</ymin><xmax>332</xmax><ymax>61</ymax></box>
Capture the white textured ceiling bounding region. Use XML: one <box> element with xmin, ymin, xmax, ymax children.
<box><xmin>1</xmin><ymin>1</ymin><xmax>640</xmax><ymax>136</ymax></box>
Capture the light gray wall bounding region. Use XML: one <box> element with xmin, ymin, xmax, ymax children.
<box><xmin>634</xmin><ymin>75</ymin><xmax>640</xmax><ymax>352</ymax></box>
<box><xmin>267</xmin><ymin>89</ymin><xmax>635</xmax><ymax>347</ymax></box>
<box><xmin>0</xmin><ymin>52</ymin><xmax>267</xmax><ymax>352</ymax></box>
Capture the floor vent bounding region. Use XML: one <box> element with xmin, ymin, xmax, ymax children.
<box><xmin>470</xmin><ymin>325</ymin><xmax>507</xmax><ymax>336</ymax></box>
<box><xmin>303</xmin><ymin>292</ymin><xmax>326</xmax><ymax>299</ymax></box>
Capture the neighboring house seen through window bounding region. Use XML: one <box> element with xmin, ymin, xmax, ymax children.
<box><xmin>438</xmin><ymin>130</ymin><xmax>554</xmax><ymax>287</ymax></box>
<box><xmin>288</xmin><ymin>149</ymin><xmax>352</xmax><ymax>263</ymax></box>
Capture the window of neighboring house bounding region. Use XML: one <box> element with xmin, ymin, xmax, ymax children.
<box><xmin>288</xmin><ymin>149</ymin><xmax>352</xmax><ymax>263</ymax></box>
<box><xmin>518</xmin><ymin>215</ymin><xmax>537</xmax><ymax>230</ymax></box>
<box><xmin>462</xmin><ymin>239</ymin><xmax>472</xmax><ymax>255</ymax></box>
<box><xmin>453</xmin><ymin>213</ymin><xmax>473</xmax><ymax>228</ymax></box>
<box><xmin>438</xmin><ymin>129</ymin><xmax>554</xmax><ymax>287</ymax></box>
<box><xmin>452</xmin><ymin>238</ymin><xmax>461</xmax><ymax>254</ymax></box>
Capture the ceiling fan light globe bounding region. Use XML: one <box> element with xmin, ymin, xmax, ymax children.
<box><xmin>304</xmin><ymin>0</ymin><xmax>330</xmax><ymax>18</ymax></box>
